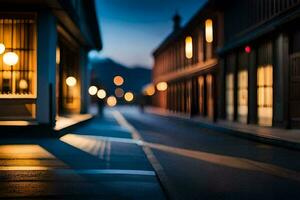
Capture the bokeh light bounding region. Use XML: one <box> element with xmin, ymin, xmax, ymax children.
<box><xmin>88</xmin><ymin>86</ymin><xmax>98</xmax><ymax>96</ymax></box>
<box><xmin>107</xmin><ymin>96</ymin><xmax>117</xmax><ymax>107</ymax></box>
<box><xmin>156</xmin><ymin>82</ymin><xmax>168</xmax><ymax>91</ymax></box>
<box><xmin>124</xmin><ymin>92</ymin><xmax>134</xmax><ymax>102</ymax></box>
<box><xmin>144</xmin><ymin>84</ymin><xmax>155</xmax><ymax>96</ymax></box>
<box><xmin>19</xmin><ymin>79</ymin><xmax>28</xmax><ymax>90</ymax></box>
<box><xmin>113</xmin><ymin>75</ymin><xmax>124</xmax><ymax>86</ymax></box>
<box><xmin>66</xmin><ymin>76</ymin><xmax>77</xmax><ymax>87</ymax></box>
<box><xmin>97</xmin><ymin>89</ymin><xmax>107</xmax><ymax>99</ymax></box>
<box><xmin>0</xmin><ymin>43</ymin><xmax>5</xmax><ymax>54</ymax></box>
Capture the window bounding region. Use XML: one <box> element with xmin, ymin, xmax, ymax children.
<box><xmin>206</xmin><ymin>74</ymin><xmax>214</xmax><ymax>119</ymax></box>
<box><xmin>0</xmin><ymin>15</ymin><xmax>37</xmax><ymax>98</ymax></box>
<box><xmin>185</xmin><ymin>36</ymin><xmax>193</xmax><ymax>59</ymax></box>
<box><xmin>257</xmin><ymin>65</ymin><xmax>273</xmax><ymax>126</ymax></box>
<box><xmin>226</xmin><ymin>73</ymin><xmax>234</xmax><ymax>121</ymax></box>
<box><xmin>198</xmin><ymin>76</ymin><xmax>205</xmax><ymax>115</ymax></box>
<box><xmin>237</xmin><ymin>70</ymin><xmax>248</xmax><ymax>123</ymax></box>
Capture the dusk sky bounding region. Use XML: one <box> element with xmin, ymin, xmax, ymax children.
<box><xmin>93</xmin><ymin>0</ymin><xmax>206</xmax><ymax>69</ymax></box>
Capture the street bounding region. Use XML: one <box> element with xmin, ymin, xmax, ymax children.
<box><xmin>117</xmin><ymin>106</ymin><xmax>300</xmax><ymax>200</ymax></box>
<box><xmin>1</xmin><ymin>106</ymin><xmax>300</xmax><ymax>199</ymax></box>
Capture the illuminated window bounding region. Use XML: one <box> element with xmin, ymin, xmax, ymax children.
<box><xmin>185</xmin><ymin>36</ymin><xmax>193</xmax><ymax>59</ymax></box>
<box><xmin>206</xmin><ymin>74</ymin><xmax>214</xmax><ymax>119</ymax></box>
<box><xmin>226</xmin><ymin>73</ymin><xmax>234</xmax><ymax>121</ymax></box>
<box><xmin>257</xmin><ymin>65</ymin><xmax>273</xmax><ymax>126</ymax></box>
<box><xmin>198</xmin><ymin>76</ymin><xmax>205</xmax><ymax>115</ymax></box>
<box><xmin>0</xmin><ymin>15</ymin><xmax>37</xmax><ymax>98</ymax></box>
<box><xmin>237</xmin><ymin>70</ymin><xmax>248</xmax><ymax>123</ymax></box>
<box><xmin>205</xmin><ymin>19</ymin><xmax>213</xmax><ymax>43</ymax></box>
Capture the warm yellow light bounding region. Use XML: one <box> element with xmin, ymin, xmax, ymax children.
<box><xmin>56</xmin><ymin>47</ymin><xmax>60</xmax><ymax>65</ymax></box>
<box><xmin>3</xmin><ymin>52</ymin><xmax>19</xmax><ymax>66</ymax></box>
<box><xmin>145</xmin><ymin>84</ymin><xmax>155</xmax><ymax>96</ymax></box>
<box><xmin>0</xmin><ymin>43</ymin><xmax>5</xmax><ymax>54</ymax></box>
<box><xmin>156</xmin><ymin>82</ymin><xmax>168</xmax><ymax>91</ymax></box>
<box><xmin>66</xmin><ymin>76</ymin><xmax>77</xmax><ymax>87</ymax></box>
<box><xmin>185</xmin><ymin>36</ymin><xmax>193</xmax><ymax>59</ymax></box>
<box><xmin>115</xmin><ymin>88</ymin><xmax>124</xmax><ymax>98</ymax></box>
<box><xmin>124</xmin><ymin>92</ymin><xmax>134</xmax><ymax>102</ymax></box>
<box><xmin>19</xmin><ymin>79</ymin><xmax>28</xmax><ymax>90</ymax></box>
<box><xmin>113</xmin><ymin>76</ymin><xmax>124</xmax><ymax>86</ymax></box>
<box><xmin>205</xmin><ymin>19</ymin><xmax>213</xmax><ymax>43</ymax></box>
<box><xmin>97</xmin><ymin>89</ymin><xmax>107</xmax><ymax>99</ymax></box>
<box><xmin>107</xmin><ymin>96</ymin><xmax>117</xmax><ymax>107</ymax></box>
<box><xmin>2</xmin><ymin>71</ymin><xmax>11</xmax><ymax>79</ymax></box>
<box><xmin>88</xmin><ymin>86</ymin><xmax>98</xmax><ymax>96</ymax></box>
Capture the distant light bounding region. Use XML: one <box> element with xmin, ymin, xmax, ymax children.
<box><xmin>113</xmin><ymin>76</ymin><xmax>124</xmax><ymax>86</ymax></box>
<box><xmin>144</xmin><ymin>84</ymin><xmax>155</xmax><ymax>96</ymax></box>
<box><xmin>205</xmin><ymin>19</ymin><xmax>213</xmax><ymax>43</ymax></box>
<box><xmin>185</xmin><ymin>36</ymin><xmax>193</xmax><ymax>59</ymax></box>
<box><xmin>66</xmin><ymin>76</ymin><xmax>77</xmax><ymax>87</ymax></box>
<box><xmin>245</xmin><ymin>46</ymin><xmax>251</xmax><ymax>54</ymax></box>
<box><xmin>0</xmin><ymin>43</ymin><xmax>5</xmax><ymax>54</ymax></box>
<box><xmin>56</xmin><ymin>47</ymin><xmax>60</xmax><ymax>65</ymax></box>
<box><xmin>156</xmin><ymin>82</ymin><xmax>168</xmax><ymax>91</ymax></box>
<box><xmin>3</xmin><ymin>52</ymin><xmax>19</xmax><ymax>66</ymax></box>
<box><xmin>19</xmin><ymin>79</ymin><xmax>28</xmax><ymax>90</ymax></box>
<box><xmin>115</xmin><ymin>88</ymin><xmax>124</xmax><ymax>98</ymax></box>
<box><xmin>3</xmin><ymin>71</ymin><xmax>11</xmax><ymax>79</ymax></box>
<box><xmin>124</xmin><ymin>92</ymin><xmax>134</xmax><ymax>102</ymax></box>
<box><xmin>107</xmin><ymin>96</ymin><xmax>117</xmax><ymax>107</ymax></box>
<box><xmin>88</xmin><ymin>86</ymin><xmax>98</xmax><ymax>96</ymax></box>
<box><xmin>97</xmin><ymin>89</ymin><xmax>107</xmax><ymax>99</ymax></box>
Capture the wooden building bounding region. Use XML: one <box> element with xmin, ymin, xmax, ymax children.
<box><xmin>0</xmin><ymin>0</ymin><xmax>102</xmax><ymax>130</ymax></box>
<box><xmin>153</xmin><ymin>0</ymin><xmax>300</xmax><ymax>129</ymax></box>
<box><xmin>152</xmin><ymin>2</ymin><xmax>223</xmax><ymax>121</ymax></box>
<box><xmin>217</xmin><ymin>0</ymin><xmax>300</xmax><ymax>128</ymax></box>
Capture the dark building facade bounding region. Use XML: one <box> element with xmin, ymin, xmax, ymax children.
<box><xmin>153</xmin><ymin>0</ymin><xmax>300</xmax><ymax>129</ymax></box>
<box><xmin>218</xmin><ymin>0</ymin><xmax>300</xmax><ymax>128</ymax></box>
<box><xmin>0</xmin><ymin>0</ymin><xmax>101</xmax><ymax>128</ymax></box>
<box><xmin>152</xmin><ymin>3</ymin><xmax>223</xmax><ymax>121</ymax></box>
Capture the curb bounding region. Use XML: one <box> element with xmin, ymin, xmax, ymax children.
<box><xmin>146</xmin><ymin>109</ymin><xmax>300</xmax><ymax>151</ymax></box>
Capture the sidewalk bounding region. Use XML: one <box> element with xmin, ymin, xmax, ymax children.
<box><xmin>0</xmin><ymin>109</ymin><xmax>165</xmax><ymax>199</ymax></box>
<box><xmin>146</xmin><ymin>107</ymin><xmax>300</xmax><ymax>150</ymax></box>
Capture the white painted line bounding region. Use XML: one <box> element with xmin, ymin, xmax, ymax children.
<box><xmin>112</xmin><ymin>110</ymin><xmax>178</xmax><ymax>200</ymax></box>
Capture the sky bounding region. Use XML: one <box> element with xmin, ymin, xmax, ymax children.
<box><xmin>92</xmin><ymin>0</ymin><xmax>206</xmax><ymax>69</ymax></box>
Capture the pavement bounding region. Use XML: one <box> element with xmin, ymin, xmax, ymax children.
<box><xmin>146</xmin><ymin>106</ymin><xmax>300</xmax><ymax>150</ymax></box>
<box><xmin>0</xmin><ymin>109</ymin><xmax>165</xmax><ymax>199</ymax></box>
<box><xmin>118</xmin><ymin>106</ymin><xmax>300</xmax><ymax>200</ymax></box>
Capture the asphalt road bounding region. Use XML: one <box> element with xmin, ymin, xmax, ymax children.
<box><xmin>117</xmin><ymin>106</ymin><xmax>300</xmax><ymax>200</ymax></box>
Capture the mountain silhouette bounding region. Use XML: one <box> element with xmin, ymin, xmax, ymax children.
<box><xmin>90</xmin><ymin>58</ymin><xmax>151</xmax><ymax>96</ymax></box>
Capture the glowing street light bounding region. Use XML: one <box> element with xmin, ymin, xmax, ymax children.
<box><xmin>3</xmin><ymin>52</ymin><xmax>19</xmax><ymax>66</ymax></box>
<box><xmin>156</xmin><ymin>82</ymin><xmax>168</xmax><ymax>91</ymax></box>
<box><xmin>88</xmin><ymin>86</ymin><xmax>98</xmax><ymax>96</ymax></box>
<box><xmin>0</xmin><ymin>43</ymin><xmax>5</xmax><ymax>54</ymax></box>
<box><xmin>107</xmin><ymin>96</ymin><xmax>117</xmax><ymax>107</ymax></box>
<box><xmin>124</xmin><ymin>92</ymin><xmax>134</xmax><ymax>102</ymax></box>
<box><xmin>113</xmin><ymin>75</ymin><xmax>124</xmax><ymax>86</ymax></box>
<box><xmin>66</xmin><ymin>76</ymin><xmax>77</xmax><ymax>87</ymax></box>
<box><xmin>97</xmin><ymin>89</ymin><xmax>107</xmax><ymax>99</ymax></box>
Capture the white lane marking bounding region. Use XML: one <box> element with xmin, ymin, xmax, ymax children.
<box><xmin>58</xmin><ymin>169</ymin><xmax>156</xmax><ymax>176</ymax></box>
<box><xmin>112</xmin><ymin>110</ymin><xmax>178</xmax><ymax>200</ymax></box>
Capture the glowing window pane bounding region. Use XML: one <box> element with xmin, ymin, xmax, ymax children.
<box><xmin>185</xmin><ymin>36</ymin><xmax>193</xmax><ymax>59</ymax></box>
<box><xmin>237</xmin><ymin>70</ymin><xmax>248</xmax><ymax>123</ymax></box>
<box><xmin>257</xmin><ymin>65</ymin><xmax>273</xmax><ymax>126</ymax></box>
<box><xmin>205</xmin><ymin>19</ymin><xmax>213</xmax><ymax>43</ymax></box>
<box><xmin>226</xmin><ymin>73</ymin><xmax>234</xmax><ymax>121</ymax></box>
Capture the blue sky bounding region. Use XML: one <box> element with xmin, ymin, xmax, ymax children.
<box><xmin>93</xmin><ymin>0</ymin><xmax>206</xmax><ymax>68</ymax></box>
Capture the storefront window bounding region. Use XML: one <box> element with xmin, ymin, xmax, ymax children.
<box><xmin>257</xmin><ymin>65</ymin><xmax>273</xmax><ymax>126</ymax></box>
<box><xmin>237</xmin><ymin>70</ymin><xmax>248</xmax><ymax>123</ymax></box>
<box><xmin>226</xmin><ymin>73</ymin><xmax>234</xmax><ymax>121</ymax></box>
<box><xmin>0</xmin><ymin>14</ymin><xmax>37</xmax><ymax>120</ymax></box>
<box><xmin>0</xmin><ymin>15</ymin><xmax>37</xmax><ymax>98</ymax></box>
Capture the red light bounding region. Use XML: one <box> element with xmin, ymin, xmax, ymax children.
<box><xmin>245</xmin><ymin>46</ymin><xmax>251</xmax><ymax>53</ymax></box>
